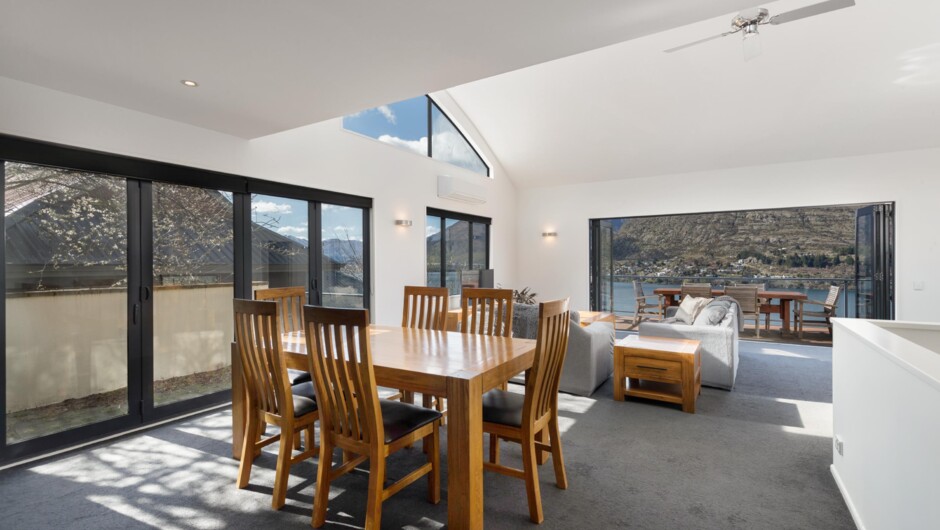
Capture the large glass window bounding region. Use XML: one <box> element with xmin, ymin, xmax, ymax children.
<box><xmin>342</xmin><ymin>96</ymin><xmax>428</xmax><ymax>156</ymax></box>
<box><xmin>5</xmin><ymin>162</ymin><xmax>128</xmax><ymax>444</ymax></box>
<box><xmin>152</xmin><ymin>183</ymin><xmax>233</xmax><ymax>407</ymax></box>
<box><xmin>431</xmin><ymin>102</ymin><xmax>489</xmax><ymax>176</ymax></box>
<box><xmin>344</xmin><ymin>96</ymin><xmax>490</xmax><ymax>177</ymax></box>
<box><xmin>426</xmin><ymin>209</ymin><xmax>490</xmax><ymax>296</ymax></box>
<box><xmin>321</xmin><ymin>204</ymin><xmax>366</xmax><ymax>308</ymax></box>
<box><xmin>251</xmin><ymin>194</ymin><xmax>309</xmax><ymax>297</ymax></box>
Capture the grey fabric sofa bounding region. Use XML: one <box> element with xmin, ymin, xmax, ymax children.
<box><xmin>512</xmin><ymin>303</ymin><xmax>615</xmax><ymax>396</ymax></box>
<box><xmin>638</xmin><ymin>302</ymin><xmax>740</xmax><ymax>390</ymax></box>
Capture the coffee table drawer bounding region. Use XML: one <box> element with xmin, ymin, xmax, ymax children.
<box><xmin>624</xmin><ymin>356</ymin><xmax>681</xmax><ymax>383</ymax></box>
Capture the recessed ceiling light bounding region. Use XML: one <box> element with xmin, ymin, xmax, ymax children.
<box><xmin>180</xmin><ymin>80</ymin><xmax>198</xmax><ymax>87</ymax></box>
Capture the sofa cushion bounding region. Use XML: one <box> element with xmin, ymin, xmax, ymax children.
<box><xmin>676</xmin><ymin>296</ymin><xmax>712</xmax><ymax>324</ymax></box>
<box><xmin>512</xmin><ymin>303</ymin><xmax>539</xmax><ymax>339</ymax></box>
<box><xmin>694</xmin><ymin>303</ymin><xmax>730</xmax><ymax>326</ymax></box>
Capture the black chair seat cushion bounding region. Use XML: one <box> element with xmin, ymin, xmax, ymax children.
<box><xmin>288</xmin><ymin>369</ymin><xmax>312</xmax><ymax>385</ymax></box>
<box><xmin>291</xmin><ymin>381</ymin><xmax>316</xmax><ymax>401</ymax></box>
<box><xmin>481</xmin><ymin>389</ymin><xmax>525</xmax><ymax>428</ymax></box>
<box><xmin>291</xmin><ymin>382</ymin><xmax>318</xmax><ymax>417</ymax></box>
<box><xmin>380</xmin><ymin>400</ymin><xmax>442</xmax><ymax>444</ymax></box>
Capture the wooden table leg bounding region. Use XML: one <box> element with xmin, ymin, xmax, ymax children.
<box><xmin>681</xmin><ymin>354</ymin><xmax>695</xmax><ymax>414</ymax></box>
<box><xmin>446</xmin><ymin>374</ymin><xmax>483</xmax><ymax>530</ymax></box>
<box><xmin>231</xmin><ymin>342</ymin><xmax>245</xmax><ymax>460</ymax></box>
<box><xmin>613</xmin><ymin>352</ymin><xmax>625</xmax><ymax>401</ymax></box>
<box><xmin>781</xmin><ymin>300</ymin><xmax>792</xmax><ymax>334</ymax></box>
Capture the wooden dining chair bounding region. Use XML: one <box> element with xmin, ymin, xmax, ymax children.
<box><xmin>233</xmin><ymin>299</ymin><xmax>319</xmax><ymax>510</ymax></box>
<box><xmin>725</xmin><ymin>285</ymin><xmax>762</xmax><ymax>338</ymax></box>
<box><xmin>401</xmin><ymin>286</ymin><xmax>449</xmax><ymax>410</ymax></box>
<box><xmin>255</xmin><ymin>286</ymin><xmax>311</xmax><ymax>385</ymax></box>
<box><xmin>460</xmin><ymin>287</ymin><xmax>514</xmax><ymax>337</ymax></box>
<box><xmin>303</xmin><ymin>306</ymin><xmax>442</xmax><ymax>530</ymax></box>
<box><xmin>482</xmin><ymin>298</ymin><xmax>571</xmax><ymax>524</ymax></box>
<box><xmin>461</xmin><ymin>287</ymin><xmax>515</xmax><ymax>392</ymax></box>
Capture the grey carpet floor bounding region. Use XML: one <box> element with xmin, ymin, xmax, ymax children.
<box><xmin>0</xmin><ymin>340</ymin><xmax>854</xmax><ymax>529</ymax></box>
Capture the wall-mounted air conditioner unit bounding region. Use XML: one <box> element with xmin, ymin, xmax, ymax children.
<box><xmin>437</xmin><ymin>174</ymin><xmax>486</xmax><ymax>205</ymax></box>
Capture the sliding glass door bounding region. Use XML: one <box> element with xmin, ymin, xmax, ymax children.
<box><xmin>855</xmin><ymin>204</ymin><xmax>894</xmax><ymax>320</ymax></box>
<box><xmin>320</xmin><ymin>204</ymin><xmax>368</xmax><ymax>308</ymax></box>
<box><xmin>4</xmin><ymin>163</ymin><xmax>135</xmax><ymax>445</ymax></box>
<box><xmin>589</xmin><ymin>219</ymin><xmax>615</xmax><ymax>312</ymax></box>
<box><xmin>0</xmin><ymin>136</ymin><xmax>373</xmax><ymax>464</ymax></box>
<box><xmin>150</xmin><ymin>183</ymin><xmax>234</xmax><ymax>408</ymax></box>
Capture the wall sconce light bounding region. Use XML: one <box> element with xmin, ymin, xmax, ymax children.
<box><xmin>542</xmin><ymin>231</ymin><xmax>558</xmax><ymax>238</ymax></box>
<box><xmin>395</xmin><ymin>219</ymin><xmax>413</xmax><ymax>227</ymax></box>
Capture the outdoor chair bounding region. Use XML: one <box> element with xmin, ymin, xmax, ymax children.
<box><xmin>725</xmin><ymin>285</ymin><xmax>762</xmax><ymax>338</ymax></box>
<box><xmin>796</xmin><ymin>285</ymin><xmax>841</xmax><ymax>338</ymax></box>
<box><xmin>483</xmin><ymin>298</ymin><xmax>571</xmax><ymax>524</ymax></box>
<box><xmin>233</xmin><ymin>299</ymin><xmax>320</xmax><ymax>510</ymax></box>
<box><xmin>631</xmin><ymin>280</ymin><xmax>663</xmax><ymax>329</ymax></box>
<box><xmin>735</xmin><ymin>283</ymin><xmax>775</xmax><ymax>330</ymax></box>
<box><xmin>304</xmin><ymin>306</ymin><xmax>441</xmax><ymax>530</ymax></box>
<box><xmin>680</xmin><ymin>282</ymin><xmax>713</xmax><ymax>299</ymax></box>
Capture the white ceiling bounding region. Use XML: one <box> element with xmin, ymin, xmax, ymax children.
<box><xmin>0</xmin><ymin>0</ymin><xmax>761</xmax><ymax>139</ymax></box>
<box><xmin>448</xmin><ymin>0</ymin><xmax>940</xmax><ymax>187</ymax></box>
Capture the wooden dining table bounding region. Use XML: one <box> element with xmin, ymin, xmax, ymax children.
<box><xmin>653</xmin><ymin>288</ymin><xmax>808</xmax><ymax>333</ymax></box>
<box><xmin>231</xmin><ymin>325</ymin><xmax>537</xmax><ymax>529</ymax></box>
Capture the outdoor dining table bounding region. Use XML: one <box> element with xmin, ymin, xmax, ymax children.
<box><xmin>231</xmin><ymin>325</ymin><xmax>537</xmax><ymax>530</ymax></box>
<box><xmin>653</xmin><ymin>288</ymin><xmax>808</xmax><ymax>334</ymax></box>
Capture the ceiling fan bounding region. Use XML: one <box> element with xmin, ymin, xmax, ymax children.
<box><xmin>664</xmin><ymin>0</ymin><xmax>856</xmax><ymax>59</ymax></box>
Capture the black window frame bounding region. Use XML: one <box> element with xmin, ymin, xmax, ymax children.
<box><xmin>0</xmin><ymin>133</ymin><xmax>372</xmax><ymax>465</ymax></box>
<box><xmin>426</xmin><ymin>207</ymin><xmax>491</xmax><ymax>292</ymax></box>
<box><xmin>427</xmin><ymin>97</ymin><xmax>491</xmax><ymax>177</ymax></box>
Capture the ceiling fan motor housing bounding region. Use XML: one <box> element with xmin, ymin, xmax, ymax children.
<box><xmin>732</xmin><ymin>7</ymin><xmax>770</xmax><ymax>29</ymax></box>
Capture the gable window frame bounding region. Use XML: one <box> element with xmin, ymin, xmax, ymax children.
<box><xmin>343</xmin><ymin>95</ymin><xmax>491</xmax><ymax>177</ymax></box>
<box><xmin>427</xmin><ymin>97</ymin><xmax>491</xmax><ymax>177</ymax></box>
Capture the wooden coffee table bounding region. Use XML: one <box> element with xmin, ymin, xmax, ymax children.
<box><xmin>613</xmin><ymin>335</ymin><xmax>702</xmax><ymax>413</ymax></box>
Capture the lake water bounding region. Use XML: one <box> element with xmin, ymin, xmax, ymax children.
<box><xmin>604</xmin><ymin>281</ymin><xmax>857</xmax><ymax>323</ymax></box>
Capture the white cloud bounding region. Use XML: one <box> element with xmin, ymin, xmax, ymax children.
<box><xmin>430</xmin><ymin>115</ymin><xmax>487</xmax><ymax>173</ymax></box>
<box><xmin>376</xmin><ymin>105</ymin><xmax>396</xmax><ymax>124</ymax></box>
<box><xmin>378</xmin><ymin>134</ymin><xmax>427</xmax><ymax>156</ymax></box>
<box><xmin>276</xmin><ymin>225</ymin><xmax>308</xmax><ymax>237</ymax></box>
<box><xmin>253</xmin><ymin>201</ymin><xmax>292</xmax><ymax>214</ymax></box>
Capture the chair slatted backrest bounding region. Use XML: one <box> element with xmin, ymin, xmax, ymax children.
<box><xmin>523</xmin><ymin>299</ymin><xmax>571</xmax><ymax>426</ymax></box>
<box><xmin>234</xmin><ymin>299</ymin><xmax>294</xmax><ymax>418</ymax></box>
<box><xmin>681</xmin><ymin>283</ymin><xmax>712</xmax><ymax>299</ymax></box>
<box><xmin>825</xmin><ymin>285</ymin><xmax>842</xmax><ymax>312</ymax></box>
<box><xmin>461</xmin><ymin>288</ymin><xmax>514</xmax><ymax>337</ymax></box>
<box><xmin>255</xmin><ymin>286</ymin><xmax>306</xmax><ymax>334</ymax></box>
<box><xmin>633</xmin><ymin>280</ymin><xmax>646</xmax><ymax>300</ymax></box>
<box><xmin>724</xmin><ymin>286</ymin><xmax>760</xmax><ymax>313</ymax></box>
<box><xmin>402</xmin><ymin>286</ymin><xmax>449</xmax><ymax>331</ymax></box>
<box><xmin>303</xmin><ymin>306</ymin><xmax>381</xmax><ymax>446</ymax></box>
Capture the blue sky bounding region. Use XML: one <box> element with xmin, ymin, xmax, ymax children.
<box><xmin>343</xmin><ymin>96</ymin><xmax>428</xmax><ymax>155</ymax></box>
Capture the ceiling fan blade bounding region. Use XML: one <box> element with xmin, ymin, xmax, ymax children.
<box><xmin>769</xmin><ymin>0</ymin><xmax>855</xmax><ymax>25</ymax></box>
<box><xmin>664</xmin><ymin>31</ymin><xmax>736</xmax><ymax>53</ymax></box>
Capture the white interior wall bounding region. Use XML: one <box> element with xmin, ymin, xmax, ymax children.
<box><xmin>831</xmin><ymin>319</ymin><xmax>940</xmax><ymax>529</ymax></box>
<box><xmin>0</xmin><ymin>76</ymin><xmax>518</xmax><ymax>325</ymax></box>
<box><xmin>516</xmin><ymin>148</ymin><xmax>940</xmax><ymax>322</ymax></box>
